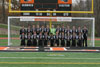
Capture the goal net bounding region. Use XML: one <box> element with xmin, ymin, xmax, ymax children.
<box><xmin>8</xmin><ymin>17</ymin><xmax>95</xmax><ymax>47</ymax></box>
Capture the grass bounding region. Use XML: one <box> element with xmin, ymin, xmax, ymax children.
<box><xmin>0</xmin><ymin>23</ymin><xmax>21</xmax><ymax>31</ymax></box>
<box><xmin>0</xmin><ymin>38</ymin><xmax>100</xmax><ymax>46</ymax></box>
<box><xmin>0</xmin><ymin>52</ymin><xmax>100</xmax><ymax>67</ymax></box>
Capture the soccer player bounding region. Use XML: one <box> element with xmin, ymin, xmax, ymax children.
<box><xmin>56</xmin><ymin>25</ymin><xmax>61</xmax><ymax>35</ymax></box>
<box><xmin>72</xmin><ymin>33</ymin><xmax>77</xmax><ymax>47</ymax></box>
<box><xmin>31</xmin><ymin>25</ymin><xmax>36</xmax><ymax>35</ymax></box>
<box><xmin>66</xmin><ymin>32</ymin><xmax>72</xmax><ymax>47</ymax></box>
<box><xmin>40</xmin><ymin>25</ymin><xmax>45</xmax><ymax>35</ymax></box>
<box><xmin>36</xmin><ymin>25</ymin><xmax>40</xmax><ymax>35</ymax></box>
<box><xmin>44</xmin><ymin>25</ymin><xmax>50</xmax><ymax>35</ymax></box>
<box><xmin>71</xmin><ymin>26</ymin><xmax>77</xmax><ymax>34</ymax></box>
<box><xmin>61</xmin><ymin>32</ymin><xmax>65</xmax><ymax>47</ymax></box>
<box><xmin>27</xmin><ymin>33</ymin><xmax>32</xmax><ymax>46</ymax></box>
<box><xmin>50</xmin><ymin>33</ymin><xmax>55</xmax><ymax>47</ymax></box>
<box><xmin>77</xmin><ymin>33</ymin><xmax>84</xmax><ymax>47</ymax></box>
<box><xmin>55</xmin><ymin>32</ymin><xmax>59</xmax><ymax>47</ymax></box>
<box><xmin>20</xmin><ymin>26</ymin><xmax>26</xmax><ymax>35</ymax></box>
<box><xmin>44</xmin><ymin>32</ymin><xmax>48</xmax><ymax>46</ymax></box>
<box><xmin>82</xmin><ymin>26</ymin><xmax>88</xmax><ymax>47</ymax></box>
<box><xmin>61</xmin><ymin>25</ymin><xmax>65</xmax><ymax>34</ymax></box>
<box><xmin>20</xmin><ymin>33</ymin><xmax>26</xmax><ymax>46</ymax></box>
<box><xmin>77</xmin><ymin>26</ymin><xmax>82</xmax><ymax>35</ymax></box>
<box><xmin>38</xmin><ymin>32</ymin><xmax>44</xmax><ymax>47</ymax></box>
<box><xmin>50</xmin><ymin>25</ymin><xmax>56</xmax><ymax>35</ymax></box>
<box><xmin>65</xmin><ymin>25</ymin><xmax>71</xmax><ymax>35</ymax></box>
<box><xmin>26</xmin><ymin>25</ymin><xmax>31</xmax><ymax>35</ymax></box>
<box><xmin>32</xmin><ymin>32</ymin><xmax>37</xmax><ymax>46</ymax></box>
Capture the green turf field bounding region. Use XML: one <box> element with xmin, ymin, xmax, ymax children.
<box><xmin>0</xmin><ymin>38</ymin><xmax>100</xmax><ymax>47</ymax></box>
<box><xmin>0</xmin><ymin>52</ymin><xmax>100</xmax><ymax>67</ymax></box>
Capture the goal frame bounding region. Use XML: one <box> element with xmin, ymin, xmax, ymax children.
<box><xmin>8</xmin><ymin>16</ymin><xmax>95</xmax><ymax>47</ymax></box>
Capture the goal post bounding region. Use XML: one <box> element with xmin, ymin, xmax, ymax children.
<box><xmin>8</xmin><ymin>16</ymin><xmax>95</xmax><ymax>47</ymax></box>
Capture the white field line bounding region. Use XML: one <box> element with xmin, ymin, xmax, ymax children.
<box><xmin>0</xmin><ymin>57</ymin><xmax>100</xmax><ymax>60</ymax></box>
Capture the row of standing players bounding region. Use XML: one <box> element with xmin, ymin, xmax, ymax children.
<box><xmin>20</xmin><ymin>25</ymin><xmax>88</xmax><ymax>47</ymax></box>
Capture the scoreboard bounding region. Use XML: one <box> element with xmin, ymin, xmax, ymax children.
<box><xmin>20</xmin><ymin>0</ymin><xmax>72</xmax><ymax>16</ymax></box>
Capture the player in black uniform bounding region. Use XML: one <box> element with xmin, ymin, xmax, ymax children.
<box><xmin>82</xmin><ymin>26</ymin><xmax>88</xmax><ymax>47</ymax></box>
<box><xmin>20</xmin><ymin>33</ymin><xmax>26</xmax><ymax>46</ymax></box>
<box><xmin>56</xmin><ymin>25</ymin><xmax>61</xmax><ymax>35</ymax></box>
<box><xmin>26</xmin><ymin>26</ymin><xmax>31</xmax><ymax>35</ymax></box>
<box><xmin>36</xmin><ymin>25</ymin><xmax>40</xmax><ymax>35</ymax></box>
<box><xmin>77</xmin><ymin>26</ymin><xmax>82</xmax><ymax>35</ymax></box>
<box><xmin>72</xmin><ymin>33</ymin><xmax>77</xmax><ymax>47</ymax></box>
<box><xmin>66</xmin><ymin>32</ymin><xmax>72</xmax><ymax>47</ymax></box>
<box><xmin>61</xmin><ymin>32</ymin><xmax>65</xmax><ymax>47</ymax></box>
<box><xmin>27</xmin><ymin>33</ymin><xmax>32</xmax><ymax>46</ymax></box>
<box><xmin>31</xmin><ymin>25</ymin><xmax>36</xmax><ymax>35</ymax></box>
<box><xmin>77</xmin><ymin>33</ymin><xmax>83</xmax><ymax>47</ymax></box>
<box><xmin>38</xmin><ymin>32</ymin><xmax>44</xmax><ymax>47</ymax></box>
<box><xmin>55</xmin><ymin>32</ymin><xmax>59</xmax><ymax>47</ymax></box>
<box><xmin>71</xmin><ymin>26</ymin><xmax>77</xmax><ymax>34</ymax></box>
<box><xmin>44</xmin><ymin>32</ymin><xmax>48</xmax><ymax>46</ymax></box>
<box><xmin>45</xmin><ymin>25</ymin><xmax>50</xmax><ymax>35</ymax></box>
<box><xmin>65</xmin><ymin>25</ymin><xmax>71</xmax><ymax>35</ymax></box>
<box><xmin>20</xmin><ymin>26</ymin><xmax>26</xmax><ymax>35</ymax></box>
<box><xmin>32</xmin><ymin>32</ymin><xmax>37</xmax><ymax>46</ymax></box>
<box><xmin>61</xmin><ymin>25</ymin><xmax>65</xmax><ymax>34</ymax></box>
<box><xmin>40</xmin><ymin>25</ymin><xmax>45</xmax><ymax>35</ymax></box>
<box><xmin>50</xmin><ymin>33</ymin><xmax>55</xmax><ymax>47</ymax></box>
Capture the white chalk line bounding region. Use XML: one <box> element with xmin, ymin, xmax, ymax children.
<box><xmin>0</xmin><ymin>57</ymin><xmax>100</xmax><ymax>60</ymax></box>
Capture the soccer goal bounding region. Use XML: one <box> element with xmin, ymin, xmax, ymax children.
<box><xmin>8</xmin><ymin>16</ymin><xmax>95</xmax><ymax>47</ymax></box>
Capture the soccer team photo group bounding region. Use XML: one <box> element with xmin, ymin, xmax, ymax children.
<box><xmin>0</xmin><ymin>0</ymin><xmax>100</xmax><ymax>67</ymax></box>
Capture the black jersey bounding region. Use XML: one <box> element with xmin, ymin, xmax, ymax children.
<box><xmin>20</xmin><ymin>29</ymin><xmax>26</xmax><ymax>35</ymax></box>
<box><xmin>55</xmin><ymin>35</ymin><xmax>59</xmax><ymax>40</ymax></box>
<box><xmin>65</xmin><ymin>29</ymin><xmax>71</xmax><ymax>34</ymax></box>
<box><xmin>50</xmin><ymin>35</ymin><xmax>55</xmax><ymax>47</ymax></box>
<box><xmin>82</xmin><ymin>29</ymin><xmax>88</xmax><ymax>39</ymax></box>
<box><xmin>56</xmin><ymin>28</ymin><xmax>60</xmax><ymax>33</ymax></box>
<box><xmin>77</xmin><ymin>29</ymin><xmax>83</xmax><ymax>35</ymax></box>
<box><xmin>38</xmin><ymin>35</ymin><xmax>44</xmax><ymax>40</ymax></box>
<box><xmin>38</xmin><ymin>35</ymin><xmax>44</xmax><ymax>46</ymax></box>
<box><xmin>55</xmin><ymin>35</ymin><xmax>59</xmax><ymax>46</ymax></box>
<box><xmin>44</xmin><ymin>34</ymin><xmax>49</xmax><ymax>46</ymax></box>
<box><xmin>26</xmin><ymin>29</ymin><xmax>31</xmax><ymax>35</ymax></box>
<box><xmin>32</xmin><ymin>34</ymin><xmax>37</xmax><ymax>46</ymax></box>
<box><xmin>20</xmin><ymin>35</ymin><xmax>26</xmax><ymax>46</ymax></box>
<box><xmin>77</xmin><ymin>35</ymin><xmax>84</xmax><ymax>47</ymax></box>
<box><xmin>20</xmin><ymin>35</ymin><xmax>26</xmax><ymax>40</ymax></box>
<box><xmin>31</xmin><ymin>28</ymin><xmax>36</xmax><ymax>34</ymax></box>
<box><xmin>27</xmin><ymin>35</ymin><xmax>32</xmax><ymax>46</ymax></box>
<box><xmin>71</xmin><ymin>29</ymin><xmax>77</xmax><ymax>34</ymax></box>
<box><xmin>44</xmin><ymin>34</ymin><xmax>49</xmax><ymax>40</ymax></box>
<box><xmin>65</xmin><ymin>35</ymin><xmax>72</xmax><ymax>47</ymax></box>
<box><xmin>72</xmin><ymin>35</ymin><xmax>77</xmax><ymax>47</ymax></box>
<box><xmin>36</xmin><ymin>28</ymin><xmax>40</xmax><ymax>35</ymax></box>
<box><xmin>40</xmin><ymin>28</ymin><xmax>45</xmax><ymax>34</ymax></box>
<box><xmin>44</xmin><ymin>28</ymin><xmax>50</xmax><ymax>33</ymax></box>
<box><xmin>61</xmin><ymin>28</ymin><xmax>65</xmax><ymax>32</ymax></box>
<box><xmin>32</xmin><ymin>34</ymin><xmax>37</xmax><ymax>39</ymax></box>
<box><xmin>61</xmin><ymin>35</ymin><xmax>65</xmax><ymax>47</ymax></box>
<box><xmin>50</xmin><ymin>35</ymin><xmax>55</xmax><ymax>40</ymax></box>
<box><xmin>65</xmin><ymin>35</ymin><xmax>72</xmax><ymax>41</ymax></box>
<box><xmin>61</xmin><ymin>35</ymin><xmax>65</xmax><ymax>40</ymax></box>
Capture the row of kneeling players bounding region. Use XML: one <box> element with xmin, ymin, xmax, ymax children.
<box><xmin>20</xmin><ymin>32</ymin><xmax>87</xmax><ymax>47</ymax></box>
